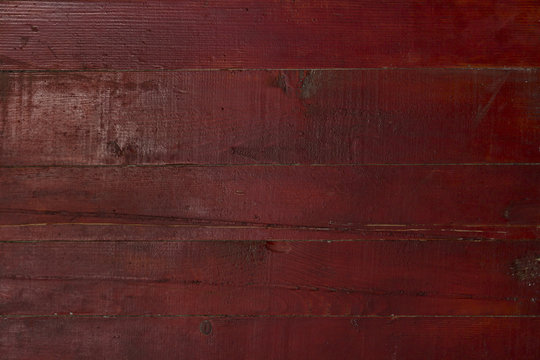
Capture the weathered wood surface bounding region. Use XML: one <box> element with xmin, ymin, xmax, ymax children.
<box><xmin>0</xmin><ymin>1</ymin><xmax>539</xmax><ymax>70</ymax></box>
<box><xmin>1</xmin><ymin>1</ymin><xmax>539</xmax><ymax>358</ymax></box>
<box><xmin>0</xmin><ymin>241</ymin><xmax>538</xmax><ymax>316</ymax></box>
<box><xmin>0</xmin><ymin>165</ymin><xmax>538</xmax><ymax>228</ymax></box>
<box><xmin>1</xmin><ymin>223</ymin><xmax>538</xmax><ymax>242</ymax></box>
<box><xmin>0</xmin><ymin>69</ymin><xmax>539</xmax><ymax>165</ymax></box>
<box><xmin>1</xmin><ymin>317</ymin><xmax>539</xmax><ymax>360</ymax></box>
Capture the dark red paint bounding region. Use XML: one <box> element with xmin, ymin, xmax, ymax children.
<box><xmin>0</xmin><ymin>166</ymin><xmax>538</xmax><ymax>227</ymax></box>
<box><xmin>0</xmin><ymin>1</ymin><xmax>539</xmax><ymax>69</ymax></box>
<box><xmin>1</xmin><ymin>0</ymin><xmax>538</xmax><ymax>358</ymax></box>
<box><xmin>1</xmin><ymin>317</ymin><xmax>539</xmax><ymax>360</ymax></box>
<box><xmin>0</xmin><ymin>69</ymin><xmax>538</xmax><ymax>165</ymax></box>
<box><xmin>0</xmin><ymin>241</ymin><xmax>538</xmax><ymax>316</ymax></box>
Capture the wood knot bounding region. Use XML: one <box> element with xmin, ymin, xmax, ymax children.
<box><xmin>199</xmin><ymin>320</ymin><xmax>212</xmax><ymax>335</ymax></box>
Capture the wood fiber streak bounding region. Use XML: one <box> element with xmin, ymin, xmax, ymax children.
<box><xmin>0</xmin><ymin>70</ymin><xmax>538</xmax><ymax>165</ymax></box>
<box><xmin>1</xmin><ymin>317</ymin><xmax>539</xmax><ymax>360</ymax></box>
<box><xmin>0</xmin><ymin>241</ymin><xmax>538</xmax><ymax>316</ymax></box>
<box><xmin>0</xmin><ymin>166</ymin><xmax>538</xmax><ymax>227</ymax></box>
<box><xmin>0</xmin><ymin>1</ymin><xmax>539</xmax><ymax>69</ymax></box>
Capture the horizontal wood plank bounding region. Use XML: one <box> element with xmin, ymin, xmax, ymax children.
<box><xmin>1</xmin><ymin>223</ymin><xmax>538</xmax><ymax>242</ymax></box>
<box><xmin>1</xmin><ymin>241</ymin><xmax>538</xmax><ymax>316</ymax></box>
<box><xmin>0</xmin><ymin>165</ymin><xmax>538</xmax><ymax>227</ymax></box>
<box><xmin>0</xmin><ymin>1</ymin><xmax>539</xmax><ymax>70</ymax></box>
<box><xmin>1</xmin><ymin>317</ymin><xmax>539</xmax><ymax>359</ymax></box>
<box><xmin>0</xmin><ymin>69</ymin><xmax>539</xmax><ymax>165</ymax></box>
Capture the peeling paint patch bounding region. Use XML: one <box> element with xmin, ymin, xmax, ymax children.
<box><xmin>270</xmin><ymin>71</ymin><xmax>291</xmax><ymax>94</ymax></box>
<box><xmin>299</xmin><ymin>70</ymin><xmax>320</xmax><ymax>99</ymax></box>
<box><xmin>511</xmin><ymin>254</ymin><xmax>540</xmax><ymax>286</ymax></box>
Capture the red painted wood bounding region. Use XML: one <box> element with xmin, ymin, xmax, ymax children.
<box><xmin>0</xmin><ymin>69</ymin><xmax>538</xmax><ymax>165</ymax></box>
<box><xmin>1</xmin><ymin>317</ymin><xmax>538</xmax><ymax>359</ymax></box>
<box><xmin>0</xmin><ymin>1</ymin><xmax>539</xmax><ymax>70</ymax></box>
<box><xmin>0</xmin><ymin>241</ymin><xmax>538</xmax><ymax>316</ymax></box>
<box><xmin>0</xmin><ymin>223</ymin><xmax>537</xmax><ymax>242</ymax></box>
<box><xmin>1</xmin><ymin>1</ymin><xmax>538</xmax><ymax>357</ymax></box>
<box><xmin>0</xmin><ymin>165</ymin><xmax>537</xmax><ymax>227</ymax></box>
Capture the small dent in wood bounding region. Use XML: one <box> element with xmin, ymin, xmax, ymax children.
<box><xmin>265</xmin><ymin>241</ymin><xmax>292</xmax><ymax>254</ymax></box>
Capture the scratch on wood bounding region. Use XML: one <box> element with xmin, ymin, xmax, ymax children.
<box><xmin>0</xmin><ymin>55</ymin><xmax>32</xmax><ymax>68</ymax></box>
<box><xmin>47</xmin><ymin>45</ymin><xmax>58</xmax><ymax>59</ymax></box>
<box><xmin>472</xmin><ymin>72</ymin><xmax>510</xmax><ymax>127</ymax></box>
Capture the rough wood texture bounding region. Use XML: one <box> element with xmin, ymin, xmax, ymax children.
<box><xmin>1</xmin><ymin>1</ymin><xmax>539</xmax><ymax>358</ymax></box>
<box><xmin>1</xmin><ymin>317</ymin><xmax>539</xmax><ymax>360</ymax></box>
<box><xmin>0</xmin><ymin>1</ymin><xmax>539</xmax><ymax>70</ymax></box>
<box><xmin>0</xmin><ymin>166</ymin><xmax>538</xmax><ymax>227</ymax></box>
<box><xmin>1</xmin><ymin>223</ymin><xmax>538</xmax><ymax>242</ymax></box>
<box><xmin>0</xmin><ymin>241</ymin><xmax>538</xmax><ymax>316</ymax></box>
<box><xmin>0</xmin><ymin>69</ymin><xmax>538</xmax><ymax>165</ymax></box>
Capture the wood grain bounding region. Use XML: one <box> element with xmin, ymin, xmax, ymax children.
<box><xmin>0</xmin><ymin>241</ymin><xmax>538</xmax><ymax>316</ymax></box>
<box><xmin>0</xmin><ymin>165</ymin><xmax>537</xmax><ymax>228</ymax></box>
<box><xmin>1</xmin><ymin>317</ymin><xmax>539</xmax><ymax>359</ymax></box>
<box><xmin>0</xmin><ymin>69</ymin><xmax>538</xmax><ymax>165</ymax></box>
<box><xmin>0</xmin><ymin>1</ymin><xmax>539</xmax><ymax>70</ymax></box>
<box><xmin>0</xmin><ymin>1</ymin><xmax>538</xmax><ymax>356</ymax></box>
<box><xmin>1</xmin><ymin>223</ymin><xmax>537</xmax><ymax>242</ymax></box>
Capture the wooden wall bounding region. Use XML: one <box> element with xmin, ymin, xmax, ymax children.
<box><xmin>0</xmin><ymin>1</ymin><xmax>539</xmax><ymax>359</ymax></box>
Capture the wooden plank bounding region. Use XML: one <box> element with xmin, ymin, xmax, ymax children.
<box><xmin>0</xmin><ymin>1</ymin><xmax>539</xmax><ymax>70</ymax></box>
<box><xmin>0</xmin><ymin>223</ymin><xmax>537</xmax><ymax>242</ymax></box>
<box><xmin>0</xmin><ymin>165</ymin><xmax>538</xmax><ymax>227</ymax></box>
<box><xmin>1</xmin><ymin>241</ymin><xmax>538</xmax><ymax>316</ymax></box>
<box><xmin>0</xmin><ymin>69</ymin><xmax>539</xmax><ymax>165</ymax></box>
<box><xmin>1</xmin><ymin>317</ymin><xmax>539</xmax><ymax>359</ymax></box>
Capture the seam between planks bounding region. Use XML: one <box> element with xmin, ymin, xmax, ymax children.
<box><xmin>1</xmin><ymin>239</ymin><xmax>537</xmax><ymax>243</ymax></box>
<box><xmin>1</xmin><ymin>163</ymin><xmax>539</xmax><ymax>168</ymax></box>
<box><xmin>0</xmin><ymin>67</ymin><xmax>539</xmax><ymax>73</ymax></box>
<box><xmin>2</xmin><ymin>314</ymin><xmax>540</xmax><ymax>319</ymax></box>
<box><xmin>0</xmin><ymin>222</ymin><xmax>537</xmax><ymax>228</ymax></box>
